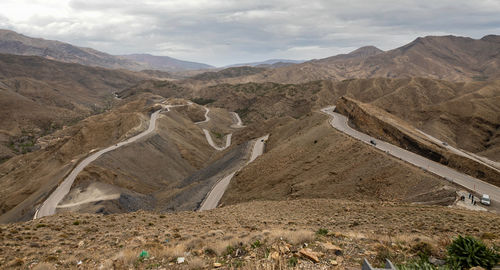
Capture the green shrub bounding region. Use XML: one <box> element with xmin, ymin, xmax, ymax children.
<box><xmin>192</xmin><ymin>98</ymin><xmax>215</xmax><ymax>105</ymax></box>
<box><xmin>316</xmin><ymin>228</ymin><xmax>328</xmax><ymax>236</ymax></box>
<box><xmin>225</xmin><ymin>245</ymin><xmax>235</xmax><ymax>256</ymax></box>
<box><xmin>397</xmin><ymin>259</ymin><xmax>446</xmax><ymax>270</ymax></box>
<box><xmin>251</xmin><ymin>240</ymin><xmax>262</xmax><ymax>249</ymax></box>
<box><xmin>446</xmin><ymin>235</ymin><xmax>499</xmax><ymax>269</ymax></box>
<box><xmin>288</xmin><ymin>257</ymin><xmax>298</xmax><ymax>267</ymax></box>
<box><xmin>410</xmin><ymin>241</ymin><xmax>434</xmax><ymax>260</ymax></box>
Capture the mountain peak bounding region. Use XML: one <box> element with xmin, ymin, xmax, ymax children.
<box><xmin>348</xmin><ymin>46</ymin><xmax>383</xmax><ymax>57</ymax></box>
<box><xmin>481</xmin><ymin>34</ymin><xmax>500</xmax><ymax>43</ymax></box>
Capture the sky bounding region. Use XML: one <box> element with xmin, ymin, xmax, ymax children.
<box><xmin>1</xmin><ymin>0</ymin><xmax>499</xmax><ymax>67</ymax></box>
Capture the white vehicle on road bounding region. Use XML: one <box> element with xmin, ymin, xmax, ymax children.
<box><xmin>481</xmin><ymin>194</ymin><xmax>491</xmax><ymax>206</ymax></box>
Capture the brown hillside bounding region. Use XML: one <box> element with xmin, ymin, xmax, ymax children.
<box><xmin>180</xmin><ymin>78</ymin><xmax>500</xmax><ymax>161</ymax></box>
<box><xmin>335</xmin><ymin>96</ymin><xmax>500</xmax><ymax>187</ymax></box>
<box><xmin>194</xmin><ymin>35</ymin><xmax>500</xmax><ymax>84</ymax></box>
<box><xmin>0</xmin><ymin>97</ymin><xmax>157</xmax><ymax>223</ymax></box>
<box><xmin>0</xmin><ymin>29</ymin><xmax>142</xmax><ymax>70</ymax></box>
<box><xmin>0</xmin><ymin>54</ymin><xmax>148</xmax><ymax>162</ymax></box>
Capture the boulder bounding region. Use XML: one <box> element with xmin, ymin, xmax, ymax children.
<box><xmin>299</xmin><ymin>248</ymin><xmax>320</xmax><ymax>263</ymax></box>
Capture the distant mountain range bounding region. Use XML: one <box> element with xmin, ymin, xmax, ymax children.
<box><xmin>2</xmin><ymin>29</ymin><xmax>500</xmax><ymax>83</ymax></box>
<box><xmin>235</xmin><ymin>35</ymin><xmax>500</xmax><ymax>83</ymax></box>
<box><xmin>225</xmin><ymin>59</ymin><xmax>305</xmax><ymax>68</ymax></box>
<box><xmin>0</xmin><ymin>29</ymin><xmax>213</xmax><ymax>72</ymax></box>
<box><xmin>119</xmin><ymin>54</ymin><xmax>214</xmax><ymax>72</ymax></box>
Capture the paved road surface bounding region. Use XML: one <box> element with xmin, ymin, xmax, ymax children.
<box><xmin>202</xmin><ymin>130</ymin><xmax>232</xmax><ymax>151</ymax></box>
<box><xmin>417</xmin><ymin>129</ymin><xmax>500</xmax><ymax>173</ymax></box>
<box><xmin>199</xmin><ymin>134</ymin><xmax>269</xmax><ymax>211</ymax></box>
<box><xmin>321</xmin><ymin>106</ymin><xmax>500</xmax><ymax>206</ymax></box>
<box><xmin>34</xmin><ymin>102</ymin><xmax>247</xmax><ymax>218</ymax></box>
<box><xmin>230</xmin><ymin>112</ymin><xmax>245</xmax><ymax>128</ymax></box>
<box><xmin>196</xmin><ymin>107</ymin><xmax>243</xmax><ymax>151</ymax></box>
<box><xmin>34</xmin><ymin>109</ymin><xmax>164</xmax><ymax>219</ymax></box>
<box><xmin>195</xmin><ymin>106</ymin><xmax>211</xmax><ymax>124</ymax></box>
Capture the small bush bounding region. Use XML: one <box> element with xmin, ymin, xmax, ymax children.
<box><xmin>36</xmin><ymin>224</ymin><xmax>47</xmax><ymax>228</ymax></box>
<box><xmin>192</xmin><ymin>98</ymin><xmax>215</xmax><ymax>105</ymax></box>
<box><xmin>73</xmin><ymin>220</ymin><xmax>80</xmax><ymax>226</ymax></box>
<box><xmin>481</xmin><ymin>232</ymin><xmax>496</xmax><ymax>240</ymax></box>
<box><xmin>225</xmin><ymin>245</ymin><xmax>235</xmax><ymax>256</ymax></box>
<box><xmin>231</xmin><ymin>259</ymin><xmax>244</xmax><ymax>268</ymax></box>
<box><xmin>410</xmin><ymin>241</ymin><xmax>434</xmax><ymax>259</ymax></box>
<box><xmin>288</xmin><ymin>257</ymin><xmax>298</xmax><ymax>267</ymax></box>
<box><xmin>316</xmin><ymin>228</ymin><xmax>328</xmax><ymax>236</ymax></box>
<box><xmin>446</xmin><ymin>235</ymin><xmax>499</xmax><ymax>269</ymax></box>
<box><xmin>375</xmin><ymin>245</ymin><xmax>395</xmax><ymax>266</ymax></box>
<box><xmin>251</xmin><ymin>240</ymin><xmax>262</xmax><ymax>249</ymax></box>
<box><xmin>397</xmin><ymin>259</ymin><xmax>445</xmax><ymax>270</ymax></box>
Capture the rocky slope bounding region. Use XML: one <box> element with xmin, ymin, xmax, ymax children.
<box><xmin>59</xmin><ymin>102</ymin><xmax>251</xmax><ymax>215</ymax></box>
<box><xmin>0</xmin><ymin>199</ymin><xmax>498</xmax><ymax>269</ymax></box>
<box><xmin>0</xmin><ymin>54</ymin><xmax>151</xmax><ymax>162</ymax></box>
<box><xmin>179</xmin><ymin>78</ymin><xmax>500</xmax><ymax>161</ymax></box>
<box><xmin>221</xmin><ymin>111</ymin><xmax>457</xmax><ymax>206</ymax></box>
<box><xmin>0</xmin><ymin>97</ymin><xmax>156</xmax><ymax>223</ymax></box>
<box><xmin>335</xmin><ymin>96</ymin><xmax>500</xmax><ymax>187</ymax></box>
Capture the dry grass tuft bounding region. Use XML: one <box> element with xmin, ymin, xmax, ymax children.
<box><xmin>117</xmin><ymin>248</ymin><xmax>139</xmax><ymax>266</ymax></box>
<box><xmin>185</xmin><ymin>238</ymin><xmax>205</xmax><ymax>251</ymax></box>
<box><xmin>267</xmin><ymin>229</ymin><xmax>315</xmax><ymax>245</ymax></box>
<box><xmin>188</xmin><ymin>256</ymin><xmax>206</xmax><ymax>269</ymax></box>
<box><xmin>205</xmin><ymin>239</ymin><xmax>240</xmax><ymax>256</ymax></box>
<box><xmin>32</xmin><ymin>263</ymin><xmax>56</xmax><ymax>270</ymax></box>
<box><xmin>159</xmin><ymin>244</ymin><xmax>186</xmax><ymax>258</ymax></box>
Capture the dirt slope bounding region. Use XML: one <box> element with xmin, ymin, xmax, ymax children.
<box><xmin>335</xmin><ymin>96</ymin><xmax>500</xmax><ymax>187</ymax></box>
<box><xmin>179</xmin><ymin>78</ymin><xmax>500</xmax><ymax>161</ymax></box>
<box><xmin>59</xmin><ymin>106</ymin><xmax>247</xmax><ymax>215</ymax></box>
<box><xmin>1</xmin><ymin>199</ymin><xmax>498</xmax><ymax>269</ymax></box>
<box><xmin>0</xmin><ymin>54</ymin><xmax>148</xmax><ymax>162</ymax></box>
<box><xmin>0</xmin><ymin>97</ymin><xmax>158</xmax><ymax>223</ymax></box>
<box><xmin>221</xmin><ymin>112</ymin><xmax>457</xmax><ymax>206</ymax></box>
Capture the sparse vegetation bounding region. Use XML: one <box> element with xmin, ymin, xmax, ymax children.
<box><xmin>316</xmin><ymin>228</ymin><xmax>328</xmax><ymax>236</ymax></box>
<box><xmin>191</xmin><ymin>97</ymin><xmax>215</xmax><ymax>105</ymax></box>
<box><xmin>251</xmin><ymin>240</ymin><xmax>262</xmax><ymax>249</ymax></box>
<box><xmin>2</xmin><ymin>201</ymin><xmax>500</xmax><ymax>269</ymax></box>
<box><xmin>397</xmin><ymin>259</ymin><xmax>445</xmax><ymax>270</ymax></box>
<box><xmin>288</xmin><ymin>256</ymin><xmax>298</xmax><ymax>267</ymax></box>
<box><xmin>446</xmin><ymin>235</ymin><xmax>499</xmax><ymax>269</ymax></box>
<box><xmin>410</xmin><ymin>241</ymin><xmax>434</xmax><ymax>259</ymax></box>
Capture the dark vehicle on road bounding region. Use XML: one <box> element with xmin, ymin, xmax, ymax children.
<box><xmin>370</xmin><ymin>139</ymin><xmax>376</xmax><ymax>146</ymax></box>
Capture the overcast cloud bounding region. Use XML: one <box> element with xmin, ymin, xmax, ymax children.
<box><xmin>1</xmin><ymin>0</ymin><xmax>499</xmax><ymax>66</ymax></box>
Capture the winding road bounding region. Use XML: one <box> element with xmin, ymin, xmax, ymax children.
<box><xmin>321</xmin><ymin>106</ymin><xmax>500</xmax><ymax>206</ymax></box>
<box><xmin>230</xmin><ymin>112</ymin><xmax>245</xmax><ymax>128</ymax></box>
<box><xmin>199</xmin><ymin>134</ymin><xmax>269</xmax><ymax>211</ymax></box>
<box><xmin>416</xmin><ymin>129</ymin><xmax>500</xmax><ymax>173</ymax></box>
<box><xmin>34</xmin><ymin>102</ymin><xmax>247</xmax><ymax>219</ymax></box>
<box><xmin>196</xmin><ymin>106</ymin><xmax>243</xmax><ymax>151</ymax></box>
<box><xmin>34</xmin><ymin>108</ymin><xmax>164</xmax><ymax>219</ymax></box>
